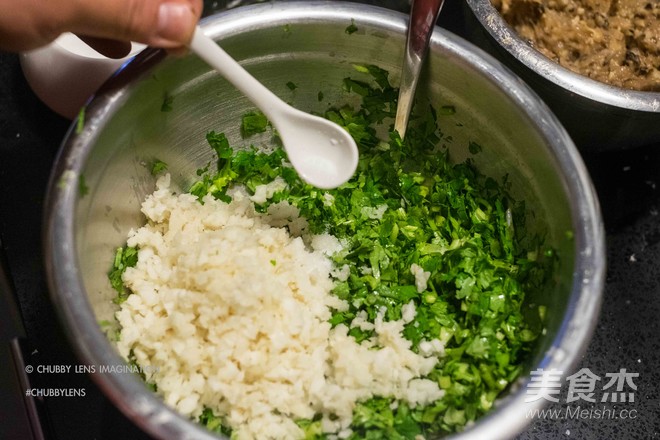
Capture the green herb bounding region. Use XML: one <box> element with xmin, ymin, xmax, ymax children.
<box><xmin>296</xmin><ymin>419</ymin><xmax>324</xmax><ymax>439</ymax></box>
<box><xmin>76</xmin><ymin>108</ymin><xmax>85</xmax><ymax>134</ymax></box>
<box><xmin>109</xmin><ymin>246</ymin><xmax>138</xmax><ymax>304</ymax></box>
<box><xmin>199</xmin><ymin>408</ymin><xmax>233</xmax><ymax>436</ymax></box>
<box><xmin>283</xmin><ymin>24</ymin><xmax>292</xmax><ymax>35</ymax></box>
<box><xmin>286</xmin><ymin>81</ymin><xmax>298</xmax><ymax>91</ymax></box>
<box><xmin>161</xmin><ymin>93</ymin><xmax>174</xmax><ymax>112</ymax></box>
<box><xmin>317</xmin><ymin>91</ymin><xmax>324</xmax><ymax>102</ymax></box>
<box><xmin>240</xmin><ymin>111</ymin><xmax>269</xmax><ymax>137</ymax></box>
<box><xmin>345</xmin><ymin>19</ymin><xmax>358</xmax><ymax>34</ymax></box>
<box><xmin>468</xmin><ymin>141</ymin><xmax>483</xmax><ymax>154</ymax></box>
<box><xmin>110</xmin><ymin>328</ymin><xmax>121</xmax><ymax>342</ymax></box>
<box><xmin>150</xmin><ymin>159</ymin><xmax>168</xmax><ymax>175</ymax></box>
<box><xmin>78</xmin><ymin>174</ymin><xmax>89</xmax><ymax>197</ymax></box>
<box><xmin>439</xmin><ymin>105</ymin><xmax>456</xmax><ymax>115</ymax></box>
<box><xmin>349</xmin><ymin>399</ymin><xmax>422</xmax><ymax>439</ymax></box>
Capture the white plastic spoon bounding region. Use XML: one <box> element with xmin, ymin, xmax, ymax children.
<box><xmin>189</xmin><ymin>27</ymin><xmax>359</xmax><ymax>189</ymax></box>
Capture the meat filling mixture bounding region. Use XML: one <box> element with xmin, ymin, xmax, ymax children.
<box><xmin>493</xmin><ymin>0</ymin><xmax>660</xmax><ymax>91</ymax></box>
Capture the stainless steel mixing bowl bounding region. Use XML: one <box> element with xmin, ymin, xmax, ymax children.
<box><xmin>464</xmin><ymin>0</ymin><xmax>660</xmax><ymax>151</ymax></box>
<box><xmin>45</xmin><ymin>2</ymin><xmax>605</xmax><ymax>439</ymax></box>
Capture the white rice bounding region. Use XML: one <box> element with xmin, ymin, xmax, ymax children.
<box><xmin>114</xmin><ymin>174</ymin><xmax>444</xmax><ymax>439</ymax></box>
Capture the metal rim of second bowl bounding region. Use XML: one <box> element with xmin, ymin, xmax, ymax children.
<box><xmin>466</xmin><ymin>0</ymin><xmax>660</xmax><ymax>112</ymax></box>
<box><xmin>43</xmin><ymin>2</ymin><xmax>605</xmax><ymax>440</ymax></box>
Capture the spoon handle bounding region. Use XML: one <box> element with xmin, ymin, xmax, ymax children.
<box><xmin>394</xmin><ymin>0</ymin><xmax>444</xmax><ymax>139</ymax></box>
<box><xmin>189</xmin><ymin>26</ymin><xmax>285</xmax><ymax>123</ymax></box>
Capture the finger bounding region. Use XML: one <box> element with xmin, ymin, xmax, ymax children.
<box><xmin>65</xmin><ymin>0</ymin><xmax>203</xmax><ymax>48</ymax></box>
<box><xmin>77</xmin><ymin>35</ymin><xmax>132</xmax><ymax>59</ymax></box>
<box><xmin>0</xmin><ymin>0</ymin><xmax>202</xmax><ymax>53</ymax></box>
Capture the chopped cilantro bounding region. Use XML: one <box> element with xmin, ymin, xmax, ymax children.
<box><xmin>150</xmin><ymin>159</ymin><xmax>168</xmax><ymax>175</ymax></box>
<box><xmin>199</xmin><ymin>408</ymin><xmax>232</xmax><ymax>436</ymax></box>
<box><xmin>110</xmin><ymin>328</ymin><xmax>121</xmax><ymax>342</ymax></box>
<box><xmin>76</xmin><ymin>107</ymin><xmax>85</xmax><ymax>134</ymax></box>
<box><xmin>345</xmin><ymin>19</ymin><xmax>358</xmax><ymax>34</ymax></box>
<box><xmin>78</xmin><ymin>174</ymin><xmax>89</xmax><ymax>197</ymax></box>
<box><xmin>317</xmin><ymin>91</ymin><xmax>324</xmax><ymax>102</ymax></box>
<box><xmin>240</xmin><ymin>111</ymin><xmax>269</xmax><ymax>138</ymax></box>
<box><xmin>108</xmin><ymin>246</ymin><xmax>138</xmax><ymax>304</ymax></box>
<box><xmin>296</xmin><ymin>419</ymin><xmax>324</xmax><ymax>439</ymax></box>
<box><xmin>439</xmin><ymin>105</ymin><xmax>456</xmax><ymax>115</ymax></box>
<box><xmin>468</xmin><ymin>141</ymin><xmax>483</xmax><ymax>154</ymax></box>
<box><xmin>286</xmin><ymin>81</ymin><xmax>298</xmax><ymax>91</ymax></box>
<box><xmin>207</xmin><ymin>131</ymin><xmax>232</xmax><ymax>159</ymax></box>
<box><xmin>161</xmin><ymin>93</ymin><xmax>174</xmax><ymax>112</ymax></box>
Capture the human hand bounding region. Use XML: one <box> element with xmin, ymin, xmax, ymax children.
<box><xmin>0</xmin><ymin>0</ymin><xmax>203</xmax><ymax>57</ymax></box>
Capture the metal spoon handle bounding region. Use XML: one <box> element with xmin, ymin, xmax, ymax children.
<box><xmin>394</xmin><ymin>0</ymin><xmax>444</xmax><ymax>139</ymax></box>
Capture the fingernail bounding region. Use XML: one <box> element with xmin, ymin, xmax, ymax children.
<box><xmin>156</xmin><ymin>2</ymin><xmax>195</xmax><ymax>45</ymax></box>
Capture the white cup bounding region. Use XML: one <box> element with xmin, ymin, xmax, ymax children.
<box><xmin>20</xmin><ymin>33</ymin><xmax>145</xmax><ymax>119</ymax></box>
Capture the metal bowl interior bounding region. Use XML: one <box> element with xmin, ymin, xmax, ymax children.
<box><xmin>464</xmin><ymin>0</ymin><xmax>660</xmax><ymax>151</ymax></box>
<box><xmin>45</xmin><ymin>2</ymin><xmax>605</xmax><ymax>439</ymax></box>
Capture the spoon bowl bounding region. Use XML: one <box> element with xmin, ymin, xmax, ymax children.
<box><xmin>189</xmin><ymin>27</ymin><xmax>358</xmax><ymax>189</ymax></box>
<box><xmin>276</xmin><ymin>107</ymin><xmax>358</xmax><ymax>189</ymax></box>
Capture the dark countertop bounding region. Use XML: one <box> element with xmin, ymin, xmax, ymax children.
<box><xmin>0</xmin><ymin>2</ymin><xmax>659</xmax><ymax>439</ymax></box>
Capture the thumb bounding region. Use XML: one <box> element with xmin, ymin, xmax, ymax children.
<box><xmin>62</xmin><ymin>0</ymin><xmax>202</xmax><ymax>49</ymax></box>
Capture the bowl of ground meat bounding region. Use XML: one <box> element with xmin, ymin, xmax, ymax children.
<box><xmin>465</xmin><ymin>0</ymin><xmax>660</xmax><ymax>151</ymax></box>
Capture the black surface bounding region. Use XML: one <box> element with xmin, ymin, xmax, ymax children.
<box><xmin>0</xmin><ymin>241</ymin><xmax>44</xmax><ymax>440</ymax></box>
<box><xmin>0</xmin><ymin>2</ymin><xmax>659</xmax><ymax>439</ymax></box>
<box><xmin>0</xmin><ymin>51</ymin><xmax>151</xmax><ymax>440</ymax></box>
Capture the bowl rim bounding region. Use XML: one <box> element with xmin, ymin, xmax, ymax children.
<box><xmin>465</xmin><ymin>0</ymin><xmax>660</xmax><ymax>112</ymax></box>
<box><xmin>44</xmin><ymin>2</ymin><xmax>605</xmax><ymax>440</ymax></box>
